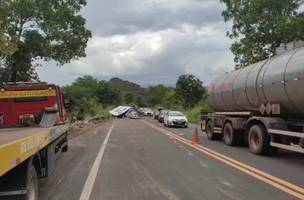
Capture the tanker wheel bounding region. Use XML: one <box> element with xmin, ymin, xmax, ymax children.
<box><xmin>248</xmin><ymin>124</ymin><xmax>270</xmax><ymax>155</ymax></box>
<box><xmin>223</xmin><ymin>123</ymin><xmax>239</xmax><ymax>146</ymax></box>
<box><xmin>206</xmin><ymin>120</ymin><xmax>221</xmax><ymax>140</ymax></box>
<box><xmin>25</xmin><ymin>164</ymin><xmax>39</xmax><ymax>200</ymax></box>
<box><xmin>61</xmin><ymin>136</ymin><xmax>68</xmax><ymax>152</ymax></box>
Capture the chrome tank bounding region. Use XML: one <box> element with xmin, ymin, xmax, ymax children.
<box><xmin>208</xmin><ymin>47</ymin><xmax>304</xmax><ymax>116</ymax></box>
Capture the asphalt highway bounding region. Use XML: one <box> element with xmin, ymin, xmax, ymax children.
<box><xmin>39</xmin><ymin>118</ymin><xmax>304</xmax><ymax>200</ymax></box>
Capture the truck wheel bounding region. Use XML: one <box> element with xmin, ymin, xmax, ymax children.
<box><xmin>26</xmin><ymin>164</ymin><xmax>38</xmax><ymax>200</ymax></box>
<box><xmin>62</xmin><ymin>144</ymin><xmax>68</xmax><ymax>152</ymax></box>
<box><xmin>61</xmin><ymin>136</ymin><xmax>68</xmax><ymax>152</ymax></box>
<box><xmin>206</xmin><ymin>120</ymin><xmax>221</xmax><ymax>140</ymax></box>
<box><xmin>223</xmin><ymin>123</ymin><xmax>239</xmax><ymax>146</ymax></box>
<box><xmin>248</xmin><ymin>125</ymin><xmax>270</xmax><ymax>155</ymax></box>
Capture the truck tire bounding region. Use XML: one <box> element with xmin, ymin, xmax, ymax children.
<box><xmin>206</xmin><ymin>120</ymin><xmax>221</xmax><ymax>140</ymax></box>
<box><xmin>25</xmin><ymin>164</ymin><xmax>38</xmax><ymax>200</ymax></box>
<box><xmin>62</xmin><ymin>144</ymin><xmax>68</xmax><ymax>152</ymax></box>
<box><xmin>223</xmin><ymin>123</ymin><xmax>240</xmax><ymax>146</ymax></box>
<box><xmin>248</xmin><ymin>125</ymin><xmax>270</xmax><ymax>155</ymax></box>
<box><xmin>61</xmin><ymin>136</ymin><xmax>68</xmax><ymax>152</ymax></box>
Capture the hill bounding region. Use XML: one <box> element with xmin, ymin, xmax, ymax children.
<box><xmin>109</xmin><ymin>77</ymin><xmax>146</xmax><ymax>94</ymax></box>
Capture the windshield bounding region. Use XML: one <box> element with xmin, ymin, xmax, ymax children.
<box><xmin>169</xmin><ymin>111</ymin><xmax>184</xmax><ymax>117</ymax></box>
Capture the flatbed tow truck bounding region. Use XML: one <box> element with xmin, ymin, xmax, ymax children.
<box><xmin>0</xmin><ymin>82</ymin><xmax>69</xmax><ymax>200</ymax></box>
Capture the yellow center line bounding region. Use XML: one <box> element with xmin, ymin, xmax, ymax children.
<box><xmin>143</xmin><ymin>120</ymin><xmax>304</xmax><ymax>200</ymax></box>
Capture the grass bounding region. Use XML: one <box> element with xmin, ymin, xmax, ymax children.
<box><xmin>183</xmin><ymin>100</ymin><xmax>212</xmax><ymax>124</ymax></box>
<box><xmin>184</xmin><ymin>106</ymin><xmax>202</xmax><ymax>124</ymax></box>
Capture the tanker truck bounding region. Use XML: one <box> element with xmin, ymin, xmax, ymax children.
<box><xmin>202</xmin><ymin>44</ymin><xmax>304</xmax><ymax>155</ymax></box>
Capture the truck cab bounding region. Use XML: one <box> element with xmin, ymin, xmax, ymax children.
<box><xmin>0</xmin><ymin>82</ymin><xmax>67</xmax><ymax>128</ymax></box>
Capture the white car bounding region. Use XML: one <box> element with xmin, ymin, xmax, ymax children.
<box><xmin>143</xmin><ymin>108</ymin><xmax>154</xmax><ymax>116</ymax></box>
<box><xmin>164</xmin><ymin>111</ymin><xmax>188</xmax><ymax>128</ymax></box>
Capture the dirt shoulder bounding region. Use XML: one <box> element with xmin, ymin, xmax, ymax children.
<box><xmin>68</xmin><ymin>119</ymin><xmax>110</xmax><ymax>140</ymax></box>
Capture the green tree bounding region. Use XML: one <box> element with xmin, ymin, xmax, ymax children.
<box><xmin>134</xmin><ymin>96</ymin><xmax>145</xmax><ymax>107</ymax></box>
<box><xmin>73</xmin><ymin>76</ymin><xmax>99</xmax><ymax>92</ymax></box>
<box><xmin>64</xmin><ymin>75</ymin><xmax>124</xmax><ymax>119</ymax></box>
<box><xmin>0</xmin><ymin>1</ymin><xmax>16</xmax><ymax>54</ymax></box>
<box><xmin>64</xmin><ymin>84</ymin><xmax>92</xmax><ymax>102</ymax></box>
<box><xmin>64</xmin><ymin>76</ymin><xmax>99</xmax><ymax>101</ymax></box>
<box><xmin>75</xmin><ymin>97</ymin><xmax>101</xmax><ymax>120</ymax></box>
<box><xmin>0</xmin><ymin>0</ymin><xmax>91</xmax><ymax>82</ymax></box>
<box><xmin>147</xmin><ymin>84</ymin><xmax>171</xmax><ymax>106</ymax></box>
<box><xmin>163</xmin><ymin>90</ymin><xmax>182</xmax><ymax>109</ymax></box>
<box><xmin>97</xmin><ymin>80</ymin><xmax>122</xmax><ymax>107</ymax></box>
<box><xmin>64</xmin><ymin>75</ymin><xmax>122</xmax><ymax>107</ymax></box>
<box><xmin>124</xmin><ymin>93</ymin><xmax>134</xmax><ymax>104</ymax></box>
<box><xmin>176</xmin><ymin>74</ymin><xmax>205</xmax><ymax>108</ymax></box>
<box><xmin>221</xmin><ymin>0</ymin><xmax>304</xmax><ymax>67</ymax></box>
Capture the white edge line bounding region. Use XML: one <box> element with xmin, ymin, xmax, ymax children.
<box><xmin>79</xmin><ymin>123</ymin><xmax>115</xmax><ymax>200</ymax></box>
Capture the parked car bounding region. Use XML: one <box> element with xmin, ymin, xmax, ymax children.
<box><xmin>143</xmin><ymin>108</ymin><xmax>153</xmax><ymax>116</ymax></box>
<box><xmin>164</xmin><ymin>111</ymin><xmax>188</xmax><ymax>128</ymax></box>
<box><xmin>154</xmin><ymin>111</ymin><xmax>160</xmax><ymax>119</ymax></box>
<box><xmin>158</xmin><ymin>110</ymin><xmax>169</xmax><ymax>123</ymax></box>
<box><xmin>154</xmin><ymin>107</ymin><xmax>163</xmax><ymax>120</ymax></box>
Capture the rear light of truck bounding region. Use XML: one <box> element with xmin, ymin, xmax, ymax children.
<box><xmin>19</xmin><ymin>114</ymin><xmax>35</xmax><ymax>126</ymax></box>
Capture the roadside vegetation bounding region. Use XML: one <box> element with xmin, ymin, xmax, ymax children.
<box><xmin>64</xmin><ymin>76</ymin><xmax>120</xmax><ymax>120</ymax></box>
<box><xmin>64</xmin><ymin>74</ymin><xmax>211</xmax><ymax>123</ymax></box>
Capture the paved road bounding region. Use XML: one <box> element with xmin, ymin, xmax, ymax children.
<box><xmin>145</xmin><ymin>117</ymin><xmax>304</xmax><ymax>187</ymax></box>
<box><xmin>39</xmin><ymin>118</ymin><xmax>304</xmax><ymax>200</ymax></box>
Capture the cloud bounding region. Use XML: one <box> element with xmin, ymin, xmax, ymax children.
<box><xmin>82</xmin><ymin>0</ymin><xmax>226</xmax><ymax>36</ymax></box>
<box><xmin>37</xmin><ymin>0</ymin><xmax>235</xmax><ymax>86</ymax></box>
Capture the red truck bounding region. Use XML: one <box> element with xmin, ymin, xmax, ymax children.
<box><xmin>0</xmin><ymin>82</ymin><xmax>69</xmax><ymax>200</ymax></box>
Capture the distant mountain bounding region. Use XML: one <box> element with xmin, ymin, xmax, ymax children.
<box><xmin>109</xmin><ymin>77</ymin><xmax>146</xmax><ymax>94</ymax></box>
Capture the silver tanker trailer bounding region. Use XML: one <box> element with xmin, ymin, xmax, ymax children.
<box><xmin>202</xmin><ymin>45</ymin><xmax>304</xmax><ymax>155</ymax></box>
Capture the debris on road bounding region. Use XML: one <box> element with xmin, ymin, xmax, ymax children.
<box><xmin>69</xmin><ymin>116</ymin><xmax>108</xmax><ymax>139</ymax></box>
<box><xmin>109</xmin><ymin>106</ymin><xmax>131</xmax><ymax>117</ymax></box>
<box><xmin>109</xmin><ymin>106</ymin><xmax>143</xmax><ymax>119</ymax></box>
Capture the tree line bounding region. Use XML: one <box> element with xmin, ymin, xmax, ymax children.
<box><xmin>64</xmin><ymin>74</ymin><xmax>207</xmax><ymax>119</ymax></box>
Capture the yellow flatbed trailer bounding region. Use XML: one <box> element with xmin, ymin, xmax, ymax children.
<box><xmin>0</xmin><ymin>125</ymin><xmax>69</xmax><ymax>199</ymax></box>
<box><xmin>0</xmin><ymin>125</ymin><xmax>69</xmax><ymax>176</ymax></box>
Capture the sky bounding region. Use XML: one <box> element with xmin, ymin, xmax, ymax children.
<box><xmin>36</xmin><ymin>0</ymin><xmax>235</xmax><ymax>87</ymax></box>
